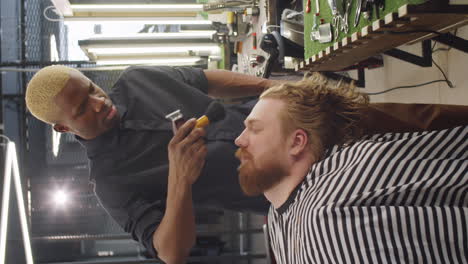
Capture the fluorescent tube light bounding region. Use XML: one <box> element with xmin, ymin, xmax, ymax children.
<box><xmin>96</xmin><ymin>57</ymin><xmax>205</xmax><ymax>66</ymax></box>
<box><xmin>88</xmin><ymin>45</ymin><xmax>220</xmax><ymax>56</ymax></box>
<box><xmin>64</xmin><ymin>17</ymin><xmax>212</xmax><ymax>25</ymax></box>
<box><xmin>0</xmin><ymin>142</ymin><xmax>34</xmax><ymax>264</ymax></box>
<box><xmin>70</xmin><ymin>4</ymin><xmax>204</xmax><ymax>12</ymax></box>
<box><xmin>87</xmin><ymin>31</ymin><xmax>216</xmax><ymax>40</ymax></box>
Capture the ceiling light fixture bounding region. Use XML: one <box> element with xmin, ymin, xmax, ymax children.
<box><xmin>87</xmin><ymin>45</ymin><xmax>220</xmax><ymax>56</ymax></box>
<box><xmin>70</xmin><ymin>4</ymin><xmax>204</xmax><ymax>12</ymax></box>
<box><xmin>64</xmin><ymin>17</ymin><xmax>212</xmax><ymax>25</ymax></box>
<box><xmin>95</xmin><ymin>57</ymin><xmax>206</xmax><ymax>66</ymax></box>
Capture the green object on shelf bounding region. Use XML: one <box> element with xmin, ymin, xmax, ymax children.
<box><xmin>218</xmin><ymin>44</ymin><xmax>226</xmax><ymax>70</ymax></box>
<box><xmin>196</xmin><ymin>0</ymin><xmax>209</xmax><ymax>19</ymax></box>
<box><xmin>304</xmin><ymin>0</ymin><xmax>428</xmax><ymax>59</ymax></box>
<box><xmin>199</xmin><ymin>11</ymin><xmax>209</xmax><ymax>19</ymax></box>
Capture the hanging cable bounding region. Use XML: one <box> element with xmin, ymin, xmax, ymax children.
<box><xmin>432</xmin><ymin>59</ymin><xmax>454</xmax><ymax>88</ymax></box>
<box><xmin>0</xmin><ymin>135</ymin><xmax>11</xmax><ymax>144</ymax></box>
<box><xmin>432</xmin><ymin>29</ymin><xmax>458</xmax><ymax>53</ymax></box>
<box><xmin>364</xmin><ymin>80</ymin><xmax>449</xmax><ymax>96</ymax></box>
<box><xmin>43</xmin><ymin>6</ymin><xmax>62</xmax><ymax>22</ymax></box>
<box><xmin>367</xmin><ymin>32</ymin><xmax>456</xmax><ymax>96</ymax></box>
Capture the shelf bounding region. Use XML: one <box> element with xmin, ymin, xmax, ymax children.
<box><xmin>297</xmin><ymin>1</ymin><xmax>468</xmax><ymax>72</ymax></box>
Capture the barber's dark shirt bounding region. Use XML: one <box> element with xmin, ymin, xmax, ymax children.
<box><xmin>78</xmin><ymin>66</ymin><xmax>269</xmax><ymax>257</ymax></box>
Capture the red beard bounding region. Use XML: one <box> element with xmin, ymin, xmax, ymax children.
<box><xmin>235</xmin><ymin>148</ymin><xmax>287</xmax><ymax>196</ymax></box>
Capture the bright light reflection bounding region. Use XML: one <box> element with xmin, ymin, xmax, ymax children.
<box><xmin>53</xmin><ymin>190</ymin><xmax>69</xmax><ymax>206</ymax></box>
<box><xmin>52</xmin><ymin>129</ymin><xmax>62</xmax><ymax>157</ymax></box>
<box><xmin>50</xmin><ymin>36</ymin><xmax>62</xmax><ymax>158</ymax></box>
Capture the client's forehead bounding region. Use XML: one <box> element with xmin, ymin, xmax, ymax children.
<box><xmin>249</xmin><ymin>98</ymin><xmax>284</xmax><ymax>121</ymax></box>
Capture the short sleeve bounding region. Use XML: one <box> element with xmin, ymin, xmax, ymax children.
<box><xmin>121</xmin><ymin>66</ymin><xmax>209</xmax><ymax>94</ymax></box>
<box><xmin>171</xmin><ymin>66</ymin><xmax>209</xmax><ymax>93</ymax></box>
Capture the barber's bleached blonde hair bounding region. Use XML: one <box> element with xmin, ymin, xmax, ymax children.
<box><xmin>260</xmin><ymin>73</ymin><xmax>369</xmax><ymax>160</ymax></box>
<box><xmin>25</xmin><ymin>65</ymin><xmax>80</xmax><ymax>124</ymax></box>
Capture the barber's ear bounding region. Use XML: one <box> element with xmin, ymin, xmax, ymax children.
<box><xmin>53</xmin><ymin>124</ymin><xmax>70</xmax><ymax>133</ymax></box>
<box><xmin>289</xmin><ymin>129</ymin><xmax>308</xmax><ymax>156</ymax></box>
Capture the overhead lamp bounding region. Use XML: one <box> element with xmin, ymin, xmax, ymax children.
<box><xmin>86</xmin><ymin>31</ymin><xmax>216</xmax><ymax>39</ymax></box>
<box><xmin>78</xmin><ymin>33</ymin><xmax>219</xmax><ymax>62</ymax></box>
<box><xmin>87</xmin><ymin>45</ymin><xmax>221</xmax><ymax>58</ymax></box>
<box><xmin>95</xmin><ymin>57</ymin><xmax>207</xmax><ymax>66</ymax></box>
<box><xmin>51</xmin><ymin>1</ymin><xmax>204</xmax><ymax>17</ymax></box>
<box><xmin>63</xmin><ymin>17</ymin><xmax>212</xmax><ymax>25</ymax></box>
<box><xmin>52</xmin><ymin>1</ymin><xmax>210</xmax><ymax>24</ymax></box>
<box><xmin>70</xmin><ymin>4</ymin><xmax>204</xmax><ymax>12</ymax></box>
<box><xmin>69</xmin><ymin>4</ymin><xmax>203</xmax><ymax>17</ymax></box>
<box><xmin>78</xmin><ymin>32</ymin><xmax>216</xmax><ymax>55</ymax></box>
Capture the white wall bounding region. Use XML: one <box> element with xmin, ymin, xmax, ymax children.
<box><xmin>354</xmin><ymin>24</ymin><xmax>468</xmax><ymax>105</ymax></box>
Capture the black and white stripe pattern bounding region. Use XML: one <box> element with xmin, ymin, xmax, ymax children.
<box><xmin>268</xmin><ymin>126</ymin><xmax>468</xmax><ymax>264</ymax></box>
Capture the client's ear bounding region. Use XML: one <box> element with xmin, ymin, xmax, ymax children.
<box><xmin>53</xmin><ymin>124</ymin><xmax>70</xmax><ymax>133</ymax></box>
<box><xmin>289</xmin><ymin>129</ymin><xmax>308</xmax><ymax>156</ymax></box>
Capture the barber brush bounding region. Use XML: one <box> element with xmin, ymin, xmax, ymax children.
<box><xmin>195</xmin><ymin>101</ymin><xmax>226</xmax><ymax>128</ymax></box>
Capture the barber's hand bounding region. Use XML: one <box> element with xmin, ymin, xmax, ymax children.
<box><xmin>168</xmin><ymin>118</ymin><xmax>207</xmax><ymax>186</ymax></box>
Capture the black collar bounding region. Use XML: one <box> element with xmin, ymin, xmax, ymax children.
<box><xmin>275</xmin><ymin>167</ymin><xmax>314</xmax><ymax>214</ymax></box>
<box><xmin>275</xmin><ymin>181</ymin><xmax>303</xmax><ymax>214</ymax></box>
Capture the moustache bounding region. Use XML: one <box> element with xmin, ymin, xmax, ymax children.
<box><xmin>235</xmin><ymin>148</ymin><xmax>253</xmax><ymax>161</ymax></box>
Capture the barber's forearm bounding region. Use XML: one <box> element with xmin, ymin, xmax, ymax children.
<box><xmin>204</xmin><ymin>69</ymin><xmax>280</xmax><ymax>98</ymax></box>
<box><xmin>153</xmin><ymin>180</ymin><xmax>195</xmax><ymax>264</ymax></box>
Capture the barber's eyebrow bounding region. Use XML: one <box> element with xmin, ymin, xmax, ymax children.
<box><xmin>73</xmin><ymin>83</ymin><xmax>92</xmax><ymax>117</ymax></box>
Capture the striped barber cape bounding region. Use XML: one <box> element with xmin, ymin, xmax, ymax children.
<box><xmin>268</xmin><ymin>125</ymin><xmax>467</xmax><ymax>264</ymax></box>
